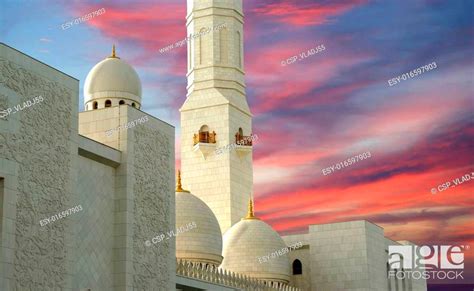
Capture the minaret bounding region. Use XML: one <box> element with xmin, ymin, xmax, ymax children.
<box><xmin>180</xmin><ymin>0</ymin><xmax>252</xmax><ymax>233</ymax></box>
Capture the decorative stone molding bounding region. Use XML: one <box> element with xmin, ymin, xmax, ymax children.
<box><xmin>193</xmin><ymin>142</ymin><xmax>216</xmax><ymax>159</ymax></box>
<box><xmin>235</xmin><ymin>145</ymin><xmax>252</xmax><ymax>158</ymax></box>
<box><xmin>176</xmin><ymin>259</ymin><xmax>301</xmax><ymax>291</ymax></box>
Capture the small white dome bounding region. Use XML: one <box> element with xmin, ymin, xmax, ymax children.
<box><xmin>84</xmin><ymin>45</ymin><xmax>142</xmax><ymax>110</ymax></box>
<box><xmin>221</xmin><ymin>200</ymin><xmax>290</xmax><ymax>284</ymax></box>
<box><xmin>175</xmin><ymin>172</ymin><xmax>223</xmax><ymax>266</ymax></box>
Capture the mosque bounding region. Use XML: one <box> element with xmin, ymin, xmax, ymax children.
<box><xmin>0</xmin><ymin>0</ymin><xmax>427</xmax><ymax>290</ymax></box>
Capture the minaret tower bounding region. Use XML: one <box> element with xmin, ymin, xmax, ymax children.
<box><xmin>180</xmin><ymin>0</ymin><xmax>252</xmax><ymax>233</ymax></box>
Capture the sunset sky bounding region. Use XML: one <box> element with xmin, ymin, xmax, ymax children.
<box><xmin>2</xmin><ymin>0</ymin><xmax>473</xmax><ymax>286</ymax></box>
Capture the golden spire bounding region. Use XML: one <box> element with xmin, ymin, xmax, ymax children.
<box><xmin>244</xmin><ymin>196</ymin><xmax>259</xmax><ymax>220</ymax></box>
<box><xmin>176</xmin><ymin>170</ymin><xmax>189</xmax><ymax>192</ymax></box>
<box><xmin>108</xmin><ymin>44</ymin><xmax>120</xmax><ymax>59</ymax></box>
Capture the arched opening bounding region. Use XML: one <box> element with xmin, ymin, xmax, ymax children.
<box><xmin>200</xmin><ymin>125</ymin><xmax>209</xmax><ymax>133</ymax></box>
<box><xmin>219</xmin><ymin>28</ymin><xmax>228</xmax><ymax>64</ymax></box>
<box><xmin>132</xmin><ymin>102</ymin><xmax>136</xmax><ymax>108</ymax></box>
<box><xmin>119</xmin><ymin>100</ymin><xmax>125</xmax><ymax>105</ymax></box>
<box><xmin>193</xmin><ymin>125</ymin><xmax>216</xmax><ymax>145</ymax></box>
<box><xmin>188</xmin><ymin>33</ymin><xmax>193</xmax><ymax>70</ymax></box>
<box><xmin>105</xmin><ymin>100</ymin><xmax>112</xmax><ymax>107</ymax></box>
<box><xmin>236</xmin><ymin>31</ymin><xmax>242</xmax><ymax>68</ymax></box>
<box><xmin>198</xmin><ymin>28</ymin><xmax>208</xmax><ymax>65</ymax></box>
<box><xmin>292</xmin><ymin>259</ymin><xmax>302</xmax><ymax>275</ymax></box>
<box><xmin>238</xmin><ymin>127</ymin><xmax>243</xmax><ymax>136</ymax></box>
<box><xmin>92</xmin><ymin>101</ymin><xmax>98</xmax><ymax>110</ymax></box>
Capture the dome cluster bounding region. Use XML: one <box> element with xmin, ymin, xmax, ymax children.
<box><xmin>174</xmin><ymin>171</ymin><xmax>291</xmax><ymax>284</ymax></box>
<box><xmin>84</xmin><ymin>46</ymin><xmax>294</xmax><ymax>286</ymax></box>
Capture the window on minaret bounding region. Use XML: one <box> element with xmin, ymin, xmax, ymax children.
<box><xmin>237</xmin><ymin>31</ymin><xmax>241</xmax><ymax>68</ymax></box>
<box><xmin>119</xmin><ymin>100</ymin><xmax>125</xmax><ymax>105</ymax></box>
<box><xmin>188</xmin><ymin>33</ymin><xmax>193</xmax><ymax>70</ymax></box>
<box><xmin>105</xmin><ymin>100</ymin><xmax>111</xmax><ymax>107</ymax></box>
<box><xmin>220</xmin><ymin>28</ymin><xmax>228</xmax><ymax>64</ymax></box>
<box><xmin>93</xmin><ymin>101</ymin><xmax>98</xmax><ymax>110</ymax></box>
<box><xmin>292</xmin><ymin>259</ymin><xmax>302</xmax><ymax>275</ymax></box>
<box><xmin>199</xmin><ymin>28</ymin><xmax>208</xmax><ymax>65</ymax></box>
<box><xmin>235</xmin><ymin>128</ymin><xmax>252</xmax><ymax>146</ymax></box>
<box><xmin>193</xmin><ymin>125</ymin><xmax>216</xmax><ymax>145</ymax></box>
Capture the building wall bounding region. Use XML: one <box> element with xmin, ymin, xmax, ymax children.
<box><xmin>80</xmin><ymin>105</ymin><xmax>176</xmax><ymax>290</ymax></box>
<box><xmin>283</xmin><ymin>221</ymin><xmax>427</xmax><ymax>291</ymax></box>
<box><xmin>287</xmin><ymin>247</ymin><xmax>312</xmax><ymax>291</ymax></box>
<box><xmin>128</xmin><ymin>107</ymin><xmax>175</xmax><ymax>290</ymax></box>
<box><xmin>78</xmin><ymin>106</ymin><xmax>121</xmax><ymax>149</ymax></box>
<box><xmin>385</xmin><ymin>239</ymin><xmax>427</xmax><ymax>291</ymax></box>
<box><xmin>0</xmin><ymin>43</ymin><xmax>176</xmax><ymax>290</ymax></box>
<box><xmin>73</xmin><ymin>156</ymin><xmax>116</xmax><ymax>290</ymax></box>
<box><xmin>365</xmin><ymin>222</ymin><xmax>390</xmax><ymax>290</ymax></box>
<box><xmin>308</xmin><ymin>221</ymin><xmax>374</xmax><ymax>290</ymax></box>
<box><xmin>0</xmin><ymin>43</ymin><xmax>79</xmax><ymax>290</ymax></box>
<box><xmin>282</xmin><ymin>233</ymin><xmax>311</xmax><ymax>291</ymax></box>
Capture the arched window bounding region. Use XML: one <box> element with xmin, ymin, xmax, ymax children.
<box><xmin>188</xmin><ymin>33</ymin><xmax>193</xmax><ymax>70</ymax></box>
<box><xmin>219</xmin><ymin>28</ymin><xmax>228</xmax><ymax>64</ymax></box>
<box><xmin>236</xmin><ymin>31</ymin><xmax>242</xmax><ymax>68</ymax></box>
<box><xmin>199</xmin><ymin>28</ymin><xmax>208</xmax><ymax>65</ymax></box>
<box><xmin>119</xmin><ymin>100</ymin><xmax>125</xmax><ymax>105</ymax></box>
<box><xmin>105</xmin><ymin>100</ymin><xmax>111</xmax><ymax>107</ymax></box>
<box><xmin>132</xmin><ymin>102</ymin><xmax>136</xmax><ymax>108</ymax></box>
<box><xmin>238</xmin><ymin>127</ymin><xmax>243</xmax><ymax>136</ymax></box>
<box><xmin>200</xmin><ymin>125</ymin><xmax>209</xmax><ymax>133</ymax></box>
<box><xmin>292</xmin><ymin>259</ymin><xmax>302</xmax><ymax>275</ymax></box>
<box><xmin>93</xmin><ymin>101</ymin><xmax>98</xmax><ymax>110</ymax></box>
<box><xmin>193</xmin><ymin>125</ymin><xmax>216</xmax><ymax>144</ymax></box>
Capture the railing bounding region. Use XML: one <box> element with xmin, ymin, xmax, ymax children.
<box><xmin>176</xmin><ymin>259</ymin><xmax>300</xmax><ymax>291</ymax></box>
<box><xmin>235</xmin><ymin>133</ymin><xmax>254</xmax><ymax>146</ymax></box>
<box><xmin>193</xmin><ymin>131</ymin><xmax>217</xmax><ymax>145</ymax></box>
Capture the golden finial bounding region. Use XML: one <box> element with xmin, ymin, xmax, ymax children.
<box><xmin>176</xmin><ymin>170</ymin><xmax>189</xmax><ymax>192</ymax></box>
<box><xmin>245</xmin><ymin>196</ymin><xmax>259</xmax><ymax>220</ymax></box>
<box><xmin>108</xmin><ymin>44</ymin><xmax>120</xmax><ymax>59</ymax></box>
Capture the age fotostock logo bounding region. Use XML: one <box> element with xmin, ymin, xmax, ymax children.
<box><xmin>388</xmin><ymin>245</ymin><xmax>467</xmax><ymax>280</ymax></box>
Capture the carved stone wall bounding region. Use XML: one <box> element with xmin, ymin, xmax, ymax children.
<box><xmin>131</xmin><ymin>120</ymin><xmax>174</xmax><ymax>290</ymax></box>
<box><xmin>0</xmin><ymin>47</ymin><xmax>78</xmax><ymax>290</ymax></box>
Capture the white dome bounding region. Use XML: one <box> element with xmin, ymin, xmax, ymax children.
<box><xmin>221</xmin><ymin>201</ymin><xmax>290</xmax><ymax>284</ymax></box>
<box><xmin>175</xmin><ymin>174</ymin><xmax>223</xmax><ymax>266</ymax></box>
<box><xmin>84</xmin><ymin>46</ymin><xmax>142</xmax><ymax>110</ymax></box>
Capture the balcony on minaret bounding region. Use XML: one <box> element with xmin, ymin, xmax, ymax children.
<box><xmin>235</xmin><ymin>133</ymin><xmax>253</xmax><ymax>146</ymax></box>
<box><xmin>234</xmin><ymin>130</ymin><xmax>253</xmax><ymax>158</ymax></box>
<box><xmin>193</xmin><ymin>131</ymin><xmax>216</xmax><ymax>146</ymax></box>
<box><xmin>193</xmin><ymin>128</ymin><xmax>216</xmax><ymax>159</ymax></box>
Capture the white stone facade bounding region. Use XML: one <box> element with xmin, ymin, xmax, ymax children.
<box><xmin>0</xmin><ymin>43</ymin><xmax>175</xmax><ymax>290</ymax></box>
<box><xmin>283</xmin><ymin>221</ymin><xmax>427</xmax><ymax>291</ymax></box>
<box><xmin>180</xmin><ymin>0</ymin><xmax>252</xmax><ymax>234</ymax></box>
